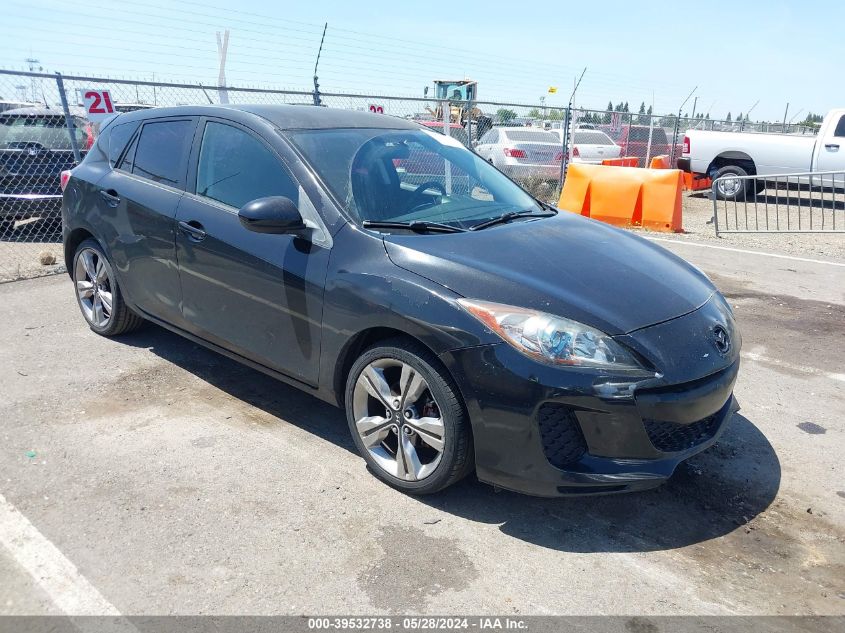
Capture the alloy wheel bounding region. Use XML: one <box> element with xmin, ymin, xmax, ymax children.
<box><xmin>75</xmin><ymin>248</ymin><xmax>113</xmax><ymax>328</ymax></box>
<box><xmin>352</xmin><ymin>358</ymin><xmax>445</xmax><ymax>481</ymax></box>
<box><xmin>717</xmin><ymin>176</ymin><xmax>742</xmax><ymax>198</ymax></box>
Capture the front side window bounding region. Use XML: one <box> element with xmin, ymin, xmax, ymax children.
<box><xmin>288</xmin><ymin>127</ymin><xmax>544</xmax><ymax>228</ymax></box>
<box><xmin>196</xmin><ymin>121</ymin><xmax>298</xmax><ymax>208</ymax></box>
<box><xmin>132</xmin><ymin>119</ymin><xmax>193</xmax><ymax>187</ymax></box>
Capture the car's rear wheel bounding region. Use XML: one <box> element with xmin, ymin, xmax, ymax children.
<box><xmin>345</xmin><ymin>339</ymin><xmax>473</xmax><ymax>494</ymax></box>
<box><xmin>713</xmin><ymin>165</ymin><xmax>751</xmax><ymax>202</ymax></box>
<box><xmin>72</xmin><ymin>239</ymin><xmax>144</xmax><ymax>336</ymax></box>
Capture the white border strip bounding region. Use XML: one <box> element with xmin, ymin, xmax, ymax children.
<box><xmin>645</xmin><ymin>237</ymin><xmax>845</xmax><ymax>268</ymax></box>
<box><xmin>0</xmin><ymin>492</ymin><xmax>121</xmax><ymax>616</ymax></box>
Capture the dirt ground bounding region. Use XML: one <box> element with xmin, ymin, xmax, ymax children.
<box><xmin>0</xmin><ymin>237</ymin><xmax>843</xmax><ymax>617</ymax></box>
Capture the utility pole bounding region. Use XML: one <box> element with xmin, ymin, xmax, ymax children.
<box><xmin>782</xmin><ymin>102</ymin><xmax>789</xmax><ymax>131</ymax></box>
<box><xmin>216</xmin><ymin>30</ymin><xmax>230</xmax><ymax>104</ymax></box>
<box><xmin>25</xmin><ymin>57</ymin><xmax>41</xmax><ymax>103</ymax></box>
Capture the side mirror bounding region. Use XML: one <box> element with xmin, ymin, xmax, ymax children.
<box><xmin>238</xmin><ymin>196</ymin><xmax>306</xmax><ymax>234</ymax></box>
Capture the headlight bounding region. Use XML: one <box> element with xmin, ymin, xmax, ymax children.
<box><xmin>457</xmin><ymin>298</ymin><xmax>643</xmax><ymax>369</ymax></box>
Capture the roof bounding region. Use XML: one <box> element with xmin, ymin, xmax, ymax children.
<box><xmin>111</xmin><ymin>104</ymin><xmax>420</xmax><ymax>131</ymax></box>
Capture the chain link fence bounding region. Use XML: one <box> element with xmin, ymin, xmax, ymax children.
<box><xmin>0</xmin><ymin>69</ymin><xmax>822</xmax><ymax>282</ymax></box>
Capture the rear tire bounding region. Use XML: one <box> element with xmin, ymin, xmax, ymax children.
<box><xmin>713</xmin><ymin>164</ymin><xmax>752</xmax><ymax>202</ymax></box>
<box><xmin>345</xmin><ymin>338</ymin><xmax>473</xmax><ymax>495</ymax></box>
<box><xmin>72</xmin><ymin>238</ymin><xmax>144</xmax><ymax>336</ymax></box>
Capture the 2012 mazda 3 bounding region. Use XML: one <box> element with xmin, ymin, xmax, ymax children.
<box><xmin>62</xmin><ymin>105</ymin><xmax>740</xmax><ymax>497</ymax></box>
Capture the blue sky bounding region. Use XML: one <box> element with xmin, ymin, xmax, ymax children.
<box><xmin>1</xmin><ymin>0</ymin><xmax>841</xmax><ymax>121</ymax></box>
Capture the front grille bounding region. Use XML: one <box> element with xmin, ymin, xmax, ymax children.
<box><xmin>644</xmin><ymin>414</ymin><xmax>721</xmax><ymax>453</ymax></box>
<box><xmin>537</xmin><ymin>403</ymin><xmax>587</xmax><ymax>468</ymax></box>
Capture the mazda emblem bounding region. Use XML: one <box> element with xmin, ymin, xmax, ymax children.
<box><xmin>713</xmin><ymin>325</ymin><xmax>731</xmax><ymax>354</ymax></box>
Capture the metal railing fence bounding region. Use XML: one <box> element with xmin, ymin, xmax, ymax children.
<box><xmin>712</xmin><ymin>171</ymin><xmax>845</xmax><ymax>235</ymax></box>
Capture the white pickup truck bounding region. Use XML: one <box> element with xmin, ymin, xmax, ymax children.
<box><xmin>678</xmin><ymin>108</ymin><xmax>845</xmax><ymax>200</ymax></box>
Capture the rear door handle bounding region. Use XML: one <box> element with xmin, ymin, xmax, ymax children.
<box><xmin>825</xmin><ymin>143</ymin><xmax>840</xmax><ymax>151</ymax></box>
<box><xmin>178</xmin><ymin>220</ymin><xmax>207</xmax><ymax>242</ymax></box>
<box><xmin>99</xmin><ymin>189</ymin><xmax>120</xmax><ymax>207</ymax></box>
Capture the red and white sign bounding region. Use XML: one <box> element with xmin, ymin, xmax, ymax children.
<box><xmin>368</xmin><ymin>104</ymin><xmax>385</xmax><ymax>114</ymax></box>
<box><xmin>82</xmin><ymin>89</ymin><xmax>115</xmax><ymax>122</ymax></box>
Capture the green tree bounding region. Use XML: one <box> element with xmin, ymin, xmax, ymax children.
<box><xmin>497</xmin><ymin>108</ymin><xmax>518</xmax><ymax>122</ymax></box>
<box><xmin>726</xmin><ymin>112</ymin><xmax>732</xmax><ymax>122</ymax></box>
<box><xmin>623</xmin><ymin>101</ymin><xmax>630</xmax><ymax>113</ymax></box>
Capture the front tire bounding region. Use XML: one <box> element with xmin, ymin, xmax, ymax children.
<box><xmin>72</xmin><ymin>238</ymin><xmax>144</xmax><ymax>336</ymax></box>
<box><xmin>345</xmin><ymin>338</ymin><xmax>473</xmax><ymax>495</ymax></box>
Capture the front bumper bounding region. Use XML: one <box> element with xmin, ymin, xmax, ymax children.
<box><xmin>439</xmin><ymin>298</ymin><xmax>741</xmax><ymax>497</ymax></box>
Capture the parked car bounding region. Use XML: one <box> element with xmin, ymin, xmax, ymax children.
<box><xmin>1</xmin><ymin>107</ymin><xmax>92</xmax><ymax>234</ymax></box>
<box><xmin>601</xmin><ymin>124</ymin><xmax>672</xmax><ymax>166</ymax></box>
<box><xmin>63</xmin><ymin>104</ymin><xmax>740</xmax><ymax>497</ymax></box>
<box><xmin>474</xmin><ymin>127</ymin><xmax>562</xmax><ymax>179</ymax></box>
<box><xmin>549</xmin><ymin>129</ymin><xmax>622</xmax><ymax>164</ymax></box>
<box><xmin>679</xmin><ymin>108</ymin><xmax>845</xmax><ymax>200</ymax></box>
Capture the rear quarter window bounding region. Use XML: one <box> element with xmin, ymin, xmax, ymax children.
<box><xmin>504</xmin><ymin>130</ymin><xmax>558</xmax><ymax>143</ymax></box>
<box><xmin>108</xmin><ymin>120</ymin><xmax>140</xmax><ymax>167</ymax></box>
<box><xmin>574</xmin><ymin>131</ymin><xmax>614</xmax><ymax>145</ymax></box>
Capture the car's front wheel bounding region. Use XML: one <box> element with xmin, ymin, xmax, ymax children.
<box><xmin>345</xmin><ymin>339</ymin><xmax>473</xmax><ymax>494</ymax></box>
<box><xmin>72</xmin><ymin>238</ymin><xmax>144</xmax><ymax>336</ymax></box>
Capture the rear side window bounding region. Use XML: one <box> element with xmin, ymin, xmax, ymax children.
<box><xmin>0</xmin><ymin>114</ymin><xmax>85</xmax><ymax>150</ymax></box>
<box><xmin>574</xmin><ymin>131</ymin><xmax>614</xmax><ymax>145</ymax></box>
<box><xmin>131</xmin><ymin>119</ymin><xmax>193</xmax><ymax>188</ymax></box>
<box><xmin>195</xmin><ymin>121</ymin><xmax>298</xmax><ymax>209</ymax></box>
<box><xmin>834</xmin><ymin>115</ymin><xmax>845</xmax><ymax>138</ymax></box>
<box><xmin>503</xmin><ymin>130</ymin><xmax>558</xmax><ymax>143</ymax></box>
<box><xmin>480</xmin><ymin>129</ymin><xmax>498</xmax><ymax>144</ymax></box>
<box><xmin>108</xmin><ymin>121</ymin><xmax>140</xmax><ymax>167</ymax></box>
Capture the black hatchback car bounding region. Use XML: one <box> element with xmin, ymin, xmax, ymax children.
<box><xmin>62</xmin><ymin>105</ymin><xmax>740</xmax><ymax>497</ymax></box>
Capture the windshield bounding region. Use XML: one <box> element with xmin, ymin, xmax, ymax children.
<box><xmin>288</xmin><ymin>127</ymin><xmax>545</xmax><ymax>229</ymax></box>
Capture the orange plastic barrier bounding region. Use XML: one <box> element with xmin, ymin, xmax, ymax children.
<box><xmin>649</xmin><ymin>155</ymin><xmax>670</xmax><ymax>169</ymax></box>
<box><xmin>601</xmin><ymin>156</ymin><xmax>639</xmax><ymax>167</ymax></box>
<box><xmin>683</xmin><ymin>172</ymin><xmax>712</xmax><ymax>191</ymax></box>
<box><xmin>559</xmin><ymin>163</ymin><xmax>683</xmax><ymax>233</ymax></box>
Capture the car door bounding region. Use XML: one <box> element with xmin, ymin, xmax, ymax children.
<box><xmin>815</xmin><ymin>113</ymin><xmax>845</xmax><ymax>186</ymax></box>
<box><xmin>94</xmin><ymin>116</ymin><xmax>196</xmax><ymax>327</ymax></box>
<box><xmin>174</xmin><ymin>118</ymin><xmax>331</xmax><ymax>386</ymax></box>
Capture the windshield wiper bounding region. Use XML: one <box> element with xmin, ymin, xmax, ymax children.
<box><xmin>469</xmin><ymin>208</ymin><xmax>555</xmax><ymax>231</ymax></box>
<box><xmin>362</xmin><ymin>220</ymin><xmax>466</xmax><ymax>234</ymax></box>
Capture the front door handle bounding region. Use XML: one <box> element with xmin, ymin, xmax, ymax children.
<box><xmin>178</xmin><ymin>220</ymin><xmax>207</xmax><ymax>242</ymax></box>
<box><xmin>825</xmin><ymin>143</ymin><xmax>840</xmax><ymax>151</ymax></box>
<box><xmin>99</xmin><ymin>189</ymin><xmax>120</xmax><ymax>207</ymax></box>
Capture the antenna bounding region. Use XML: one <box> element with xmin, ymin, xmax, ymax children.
<box><xmin>216</xmin><ymin>30</ymin><xmax>230</xmax><ymax>104</ymax></box>
<box><xmin>312</xmin><ymin>22</ymin><xmax>328</xmax><ymax>106</ymax></box>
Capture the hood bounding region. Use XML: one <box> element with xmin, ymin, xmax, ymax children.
<box><xmin>383</xmin><ymin>212</ymin><xmax>715</xmax><ymax>335</ymax></box>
